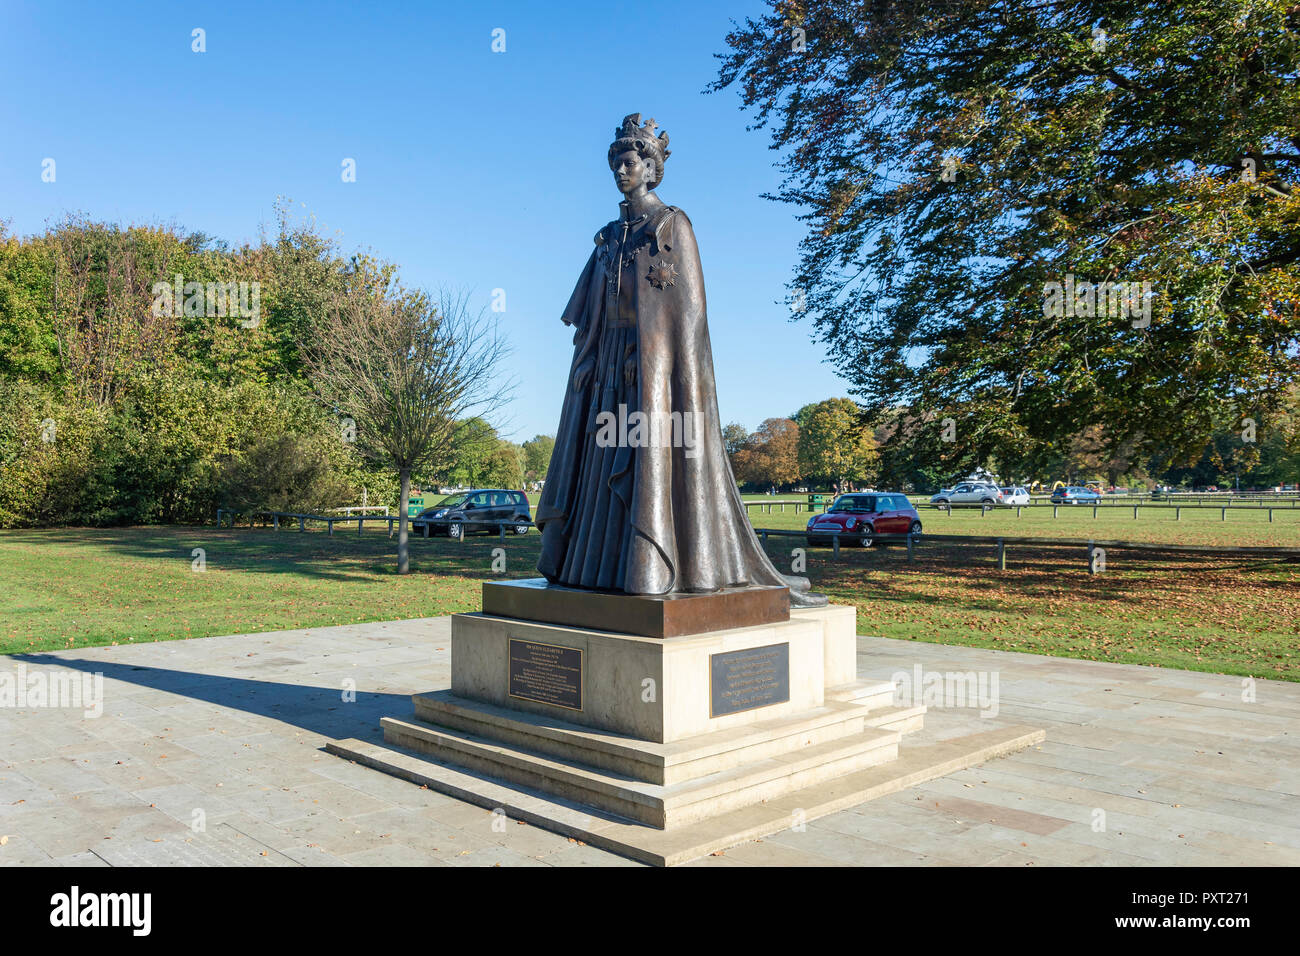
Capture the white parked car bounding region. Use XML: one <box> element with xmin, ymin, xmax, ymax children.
<box><xmin>930</xmin><ymin>482</ymin><xmax>1004</xmax><ymax>507</ymax></box>
<box><xmin>1000</xmin><ymin>486</ymin><xmax>1030</xmax><ymax>505</ymax></box>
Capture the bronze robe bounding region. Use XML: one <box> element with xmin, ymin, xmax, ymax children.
<box><xmin>536</xmin><ymin>201</ymin><xmax>807</xmax><ymax>599</ymax></box>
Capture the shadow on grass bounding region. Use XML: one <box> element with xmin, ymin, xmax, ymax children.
<box><xmin>13</xmin><ymin>652</ymin><xmax>408</xmax><ymax>742</ymax></box>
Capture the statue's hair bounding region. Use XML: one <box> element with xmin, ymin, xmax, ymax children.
<box><xmin>608</xmin><ymin>113</ymin><xmax>671</xmax><ymax>190</ymax></box>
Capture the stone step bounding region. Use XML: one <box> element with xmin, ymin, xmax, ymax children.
<box><xmin>411</xmin><ymin>690</ymin><xmax>876</xmax><ymax>785</ymax></box>
<box><xmin>326</xmin><ymin>723</ymin><xmax>1047</xmax><ymax>866</ymax></box>
<box><xmin>863</xmin><ymin>704</ymin><xmax>927</xmax><ymax>734</ymax></box>
<box><xmin>380</xmin><ymin>715</ymin><xmax>900</xmax><ymax>828</ymax></box>
<box><xmin>826</xmin><ymin>679</ymin><xmax>897</xmax><ymax>710</ymax></box>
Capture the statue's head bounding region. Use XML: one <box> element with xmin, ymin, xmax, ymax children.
<box><xmin>608</xmin><ymin>113</ymin><xmax>671</xmax><ymax>195</ymax></box>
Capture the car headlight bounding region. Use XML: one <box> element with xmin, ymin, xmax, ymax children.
<box><xmin>433</xmin><ymin>509</ymin><xmax>447</xmax><ymax>518</ymax></box>
<box><xmin>845</xmin><ymin>518</ymin><xmax>856</xmax><ymax>529</ymax></box>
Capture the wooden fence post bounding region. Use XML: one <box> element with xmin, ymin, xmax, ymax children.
<box><xmin>997</xmin><ymin>538</ymin><xmax>1006</xmax><ymax>570</ymax></box>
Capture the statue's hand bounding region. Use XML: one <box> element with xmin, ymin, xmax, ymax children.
<box><xmin>573</xmin><ymin>357</ymin><xmax>595</xmax><ymax>392</ymax></box>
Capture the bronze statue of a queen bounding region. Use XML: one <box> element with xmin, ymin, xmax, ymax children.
<box><xmin>536</xmin><ymin>113</ymin><xmax>825</xmax><ymax>608</ymax></box>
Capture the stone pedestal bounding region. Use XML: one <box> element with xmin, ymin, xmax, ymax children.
<box><xmin>449</xmin><ymin>604</ymin><xmax>855</xmax><ymax>742</ymax></box>
<box><xmin>328</xmin><ymin>581</ymin><xmax>1044</xmax><ymax>864</ymax></box>
<box><xmin>373</xmin><ymin>586</ymin><xmax>919</xmax><ymax>829</ymax></box>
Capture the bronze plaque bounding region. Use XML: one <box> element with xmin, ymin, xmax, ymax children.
<box><xmin>710</xmin><ymin>643</ymin><xmax>790</xmax><ymax>717</ymax></box>
<box><xmin>508</xmin><ymin>639</ymin><xmax>583</xmax><ymax>711</ymax></box>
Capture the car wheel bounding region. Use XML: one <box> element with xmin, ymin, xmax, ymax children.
<box><xmin>858</xmin><ymin>525</ymin><xmax>874</xmax><ymax>548</ymax></box>
<box><xmin>512</xmin><ymin>523</ymin><xmax>530</xmax><ymax>535</ymax></box>
<box><xmin>981</xmin><ymin>497</ymin><xmax>994</xmax><ymax>504</ymax></box>
<box><xmin>934</xmin><ymin>499</ymin><xmax>949</xmax><ymax>509</ymax></box>
<box><xmin>806</xmin><ymin>536</ymin><xmax>825</xmax><ymax>548</ymax></box>
<box><xmin>448</xmin><ymin>521</ymin><xmax>464</xmax><ymax>539</ymax></box>
<box><xmin>908</xmin><ymin>520</ymin><xmax>922</xmax><ymax>535</ymax></box>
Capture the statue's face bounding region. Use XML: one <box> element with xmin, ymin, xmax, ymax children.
<box><xmin>611</xmin><ymin>149</ymin><xmax>656</xmax><ymax>195</ymax></box>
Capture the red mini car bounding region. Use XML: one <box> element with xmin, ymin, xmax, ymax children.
<box><xmin>805</xmin><ymin>492</ymin><xmax>922</xmax><ymax>547</ymax></box>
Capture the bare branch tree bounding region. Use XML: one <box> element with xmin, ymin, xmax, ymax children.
<box><xmin>303</xmin><ymin>278</ymin><xmax>513</xmax><ymax>573</ymax></box>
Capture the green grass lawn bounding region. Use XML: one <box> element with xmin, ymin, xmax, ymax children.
<box><xmin>2</xmin><ymin>521</ymin><xmax>1296</xmax><ymax>681</ymax></box>
<box><xmin>743</xmin><ymin>498</ymin><xmax>1300</xmax><ymax>547</ymax></box>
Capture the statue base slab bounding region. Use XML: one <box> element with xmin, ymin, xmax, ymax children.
<box><xmin>481</xmin><ymin>577</ymin><xmax>789</xmax><ymax>638</ymax></box>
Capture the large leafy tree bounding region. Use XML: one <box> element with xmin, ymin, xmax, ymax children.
<box><xmin>713</xmin><ymin>0</ymin><xmax>1300</xmax><ymax>478</ymax></box>
<box><xmin>733</xmin><ymin>417</ymin><xmax>801</xmax><ymax>486</ymax></box>
<box><xmin>521</xmin><ymin>434</ymin><xmax>556</xmax><ymax>484</ymax></box>
<box><xmin>796</xmin><ymin>398</ymin><xmax>879</xmax><ymax>486</ymax></box>
<box><xmin>722</xmin><ymin>422</ymin><xmax>751</xmax><ymax>458</ymax></box>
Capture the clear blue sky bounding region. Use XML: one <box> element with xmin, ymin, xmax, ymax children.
<box><xmin>0</xmin><ymin>0</ymin><xmax>850</xmax><ymax>441</ymax></box>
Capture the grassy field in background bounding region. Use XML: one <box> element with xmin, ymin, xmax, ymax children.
<box><xmin>741</xmin><ymin>498</ymin><xmax>1300</xmax><ymax>547</ymax></box>
<box><xmin>2</xmin><ymin>523</ymin><xmax>1296</xmax><ymax>681</ymax></box>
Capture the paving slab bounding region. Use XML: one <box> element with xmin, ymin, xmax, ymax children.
<box><xmin>0</xmin><ymin>619</ymin><xmax>1295</xmax><ymax>866</ymax></box>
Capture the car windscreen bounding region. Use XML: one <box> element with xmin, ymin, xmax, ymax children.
<box><xmin>435</xmin><ymin>494</ymin><xmax>469</xmax><ymax>508</ymax></box>
<box><xmin>829</xmin><ymin>496</ymin><xmax>875</xmax><ymax>513</ymax></box>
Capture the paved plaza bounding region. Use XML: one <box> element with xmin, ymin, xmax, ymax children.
<box><xmin>2</xmin><ymin>618</ymin><xmax>1296</xmax><ymax>866</ymax></box>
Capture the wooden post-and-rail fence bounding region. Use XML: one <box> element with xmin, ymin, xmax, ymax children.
<box><xmin>751</xmin><ymin>526</ymin><xmax>1300</xmax><ymax>574</ymax></box>
<box><xmin>215</xmin><ymin>509</ymin><xmax>534</xmax><ymax>543</ymax></box>
<box><xmin>213</xmin><ymin>509</ymin><xmax>1299</xmax><ymax>575</ymax></box>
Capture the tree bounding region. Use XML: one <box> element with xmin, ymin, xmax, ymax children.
<box><xmin>521</xmin><ymin>434</ymin><xmax>555</xmax><ymax>484</ymax></box>
<box><xmin>47</xmin><ymin>217</ymin><xmax>185</xmax><ymax>407</ymax></box>
<box><xmin>722</xmin><ymin>422</ymin><xmax>752</xmax><ymax>480</ymax></box>
<box><xmin>796</xmin><ymin>398</ymin><xmax>879</xmax><ymax>488</ymax></box>
<box><xmin>1252</xmin><ymin>385</ymin><xmax>1300</xmax><ymax>485</ymax></box>
<box><xmin>873</xmin><ymin>407</ymin><xmax>953</xmax><ymax>493</ymax></box>
<box><xmin>217</xmin><ymin>432</ymin><xmax>353</xmax><ymax>514</ymax></box>
<box><xmin>714</xmin><ymin>1</ymin><xmax>1300</xmax><ymax>479</ymax></box>
<box><xmin>734</xmin><ymin>417</ymin><xmax>800</xmax><ymax>487</ymax></box>
<box><xmin>484</xmin><ymin>439</ymin><xmax>525</xmax><ymax>489</ymax></box>
<box><xmin>304</xmin><ymin>281</ymin><xmax>511</xmax><ymax>573</ymax></box>
<box><xmin>789</xmin><ymin>403</ymin><xmax>819</xmax><ymax>432</ymax></box>
<box><xmin>444</xmin><ymin>418</ymin><xmax>507</xmax><ymax>487</ymax></box>
<box><xmin>722</xmin><ymin>422</ymin><xmax>750</xmax><ymax>458</ymax></box>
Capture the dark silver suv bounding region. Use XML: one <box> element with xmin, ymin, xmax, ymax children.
<box><xmin>416</xmin><ymin>489</ymin><xmax>532</xmax><ymax>538</ymax></box>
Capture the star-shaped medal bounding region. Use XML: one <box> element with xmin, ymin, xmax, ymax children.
<box><xmin>647</xmin><ymin>259</ymin><xmax>679</xmax><ymax>289</ymax></box>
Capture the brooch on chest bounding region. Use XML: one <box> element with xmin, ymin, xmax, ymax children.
<box><xmin>647</xmin><ymin>259</ymin><xmax>679</xmax><ymax>290</ymax></box>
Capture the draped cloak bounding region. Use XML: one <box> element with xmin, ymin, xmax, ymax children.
<box><xmin>536</xmin><ymin>200</ymin><xmax>812</xmax><ymax>600</ymax></box>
